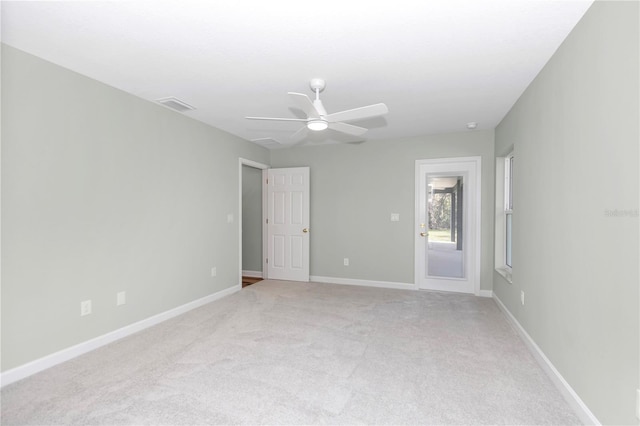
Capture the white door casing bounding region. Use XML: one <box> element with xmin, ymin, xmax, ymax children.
<box><xmin>267</xmin><ymin>167</ymin><xmax>310</xmax><ymax>282</ymax></box>
<box><xmin>415</xmin><ymin>157</ymin><xmax>481</xmax><ymax>295</ymax></box>
<box><xmin>238</xmin><ymin>158</ymin><xmax>269</xmax><ymax>284</ymax></box>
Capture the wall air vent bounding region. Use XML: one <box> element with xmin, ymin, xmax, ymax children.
<box><xmin>156</xmin><ymin>97</ymin><xmax>195</xmax><ymax>112</ymax></box>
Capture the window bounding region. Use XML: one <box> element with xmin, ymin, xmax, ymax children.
<box><xmin>495</xmin><ymin>151</ymin><xmax>513</xmax><ymax>282</ymax></box>
<box><xmin>504</xmin><ymin>154</ymin><xmax>514</xmax><ymax>270</ymax></box>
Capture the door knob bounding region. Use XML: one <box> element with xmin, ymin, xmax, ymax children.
<box><xmin>420</xmin><ymin>232</ymin><xmax>427</xmax><ymax>237</ymax></box>
<box><xmin>303</xmin><ymin>228</ymin><xmax>309</xmax><ymax>233</ymax></box>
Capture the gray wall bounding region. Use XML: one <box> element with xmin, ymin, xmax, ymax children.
<box><xmin>1</xmin><ymin>45</ymin><xmax>270</xmax><ymax>371</ymax></box>
<box><xmin>493</xmin><ymin>2</ymin><xmax>639</xmax><ymax>424</ymax></box>
<box><xmin>241</xmin><ymin>165</ymin><xmax>263</xmax><ymax>273</ymax></box>
<box><xmin>271</xmin><ymin>131</ymin><xmax>495</xmax><ymax>289</ymax></box>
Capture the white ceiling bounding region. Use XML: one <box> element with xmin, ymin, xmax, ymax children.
<box><xmin>1</xmin><ymin>0</ymin><xmax>593</xmax><ymax>149</ymax></box>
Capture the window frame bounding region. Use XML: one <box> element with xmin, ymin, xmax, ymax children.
<box><xmin>504</xmin><ymin>153</ymin><xmax>514</xmax><ymax>272</ymax></box>
<box><xmin>495</xmin><ymin>151</ymin><xmax>514</xmax><ymax>283</ymax></box>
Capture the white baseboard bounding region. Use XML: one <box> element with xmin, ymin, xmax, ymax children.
<box><xmin>310</xmin><ymin>275</ymin><xmax>416</xmax><ymax>291</ymax></box>
<box><xmin>242</xmin><ymin>270</ymin><xmax>263</xmax><ymax>278</ymax></box>
<box><xmin>311</xmin><ymin>275</ymin><xmax>494</xmax><ymax>298</ymax></box>
<box><xmin>492</xmin><ymin>295</ymin><xmax>600</xmax><ymax>425</ymax></box>
<box><xmin>0</xmin><ymin>284</ymin><xmax>241</xmax><ymax>388</ymax></box>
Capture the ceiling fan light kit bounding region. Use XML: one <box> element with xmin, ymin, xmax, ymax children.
<box><xmin>307</xmin><ymin>119</ymin><xmax>328</xmax><ymax>131</ymax></box>
<box><xmin>246</xmin><ymin>78</ymin><xmax>388</xmax><ymax>145</ymax></box>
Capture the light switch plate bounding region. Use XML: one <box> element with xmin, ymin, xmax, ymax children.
<box><xmin>390</xmin><ymin>213</ymin><xmax>400</xmax><ymax>222</ymax></box>
<box><xmin>80</xmin><ymin>300</ymin><xmax>92</xmax><ymax>316</ymax></box>
<box><xmin>117</xmin><ymin>291</ymin><xmax>126</xmax><ymax>306</ymax></box>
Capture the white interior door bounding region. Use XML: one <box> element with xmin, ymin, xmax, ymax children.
<box><xmin>415</xmin><ymin>157</ymin><xmax>481</xmax><ymax>294</ymax></box>
<box><xmin>267</xmin><ymin>167</ymin><xmax>310</xmax><ymax>282</ymax></box>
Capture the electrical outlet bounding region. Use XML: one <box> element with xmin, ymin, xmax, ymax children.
<box><xmin>227</xmin><ymin>213</ymin><xmax>234</xmax><ymax>223</ymax></box>
<box><xmin>80</xmin><ymin>300</ymin><xmax>92</xmax><ymax>316</ymax></box>
<box><xmin>117</xmin><ymin>291</ymin><xmax>126</xmax><ymax>306</ymax></box>
<box><xmin>211</xmin><ymin>266</ymin><xmax>217</xmax><ymax>277</ymax></box>
<box><xmin>390</xmin><ymin>213</ymin><xmax>400</xmax><ymax>222</ymax></box>
<box><xmin>520</xmin><ymin>290</ymin><xmax>525</xmax><ymax>306</ymax></box>
<box><xmin>343</xmin><ymin>258</ymin><xmax>349</xmax><ymax>266</ymax></box>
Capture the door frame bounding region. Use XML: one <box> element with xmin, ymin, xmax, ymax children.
<box><xmin>238</xmin><ymin>158</ymin><xmax>269</xmax><ymax>284</ymax></box>
<box><xmin>414</xmin><ymin>156</ymin><xmax>482</xmax><ymax>295</ymax></box>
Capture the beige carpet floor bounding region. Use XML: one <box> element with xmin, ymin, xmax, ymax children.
<box><xmin>1</xmin><ymin>280</ymin><xmax>580</xmax><ymax>425</ymax></box>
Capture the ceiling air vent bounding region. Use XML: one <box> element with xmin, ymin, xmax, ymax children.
<box><xmin>156</xmin><ymin>97</ymin><xmax>195</xmax><ymax>112</ymax></box>
<box><xmin>251</xmin><ymin>138</ymin><xmax>282</xmax><ymax>149</ymax></box>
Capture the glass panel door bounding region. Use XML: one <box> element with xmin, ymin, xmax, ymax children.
<box><xmin>415</xmin><ymin>157</ymin><xmax>480</xmax><ymax>294</ymax></box>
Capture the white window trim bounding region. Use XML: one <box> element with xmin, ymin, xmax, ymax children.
<box><xmin>495</xmin><ymin>151</ymin><xmax>513</xmax><ymax>283</ymax></box>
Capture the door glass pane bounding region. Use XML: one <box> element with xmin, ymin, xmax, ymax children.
<box><xmin>427</xmin><ymin>175</ymin><xmax>464</xmax><ymax>278</ymax></box>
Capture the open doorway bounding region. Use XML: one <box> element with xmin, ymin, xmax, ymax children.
<box><xmin>239</xmin><ymin>159</ymin><xmax>268</xmax><ymax>287</ymax></box>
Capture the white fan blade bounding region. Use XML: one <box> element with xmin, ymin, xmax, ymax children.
<box><xmin>285</xmin><ymin>126</ymin><xmax>308</xmax><ymax>145</ymax></box>
<box><xmin>325</xmin><ymin>103</ymin><xmax>388</xmax><ymax>123</ymax></box>
<box><xmin>245</xmin><ymin>116</ymin><xmax>308</xmax><ymax>122</ymax></box>
<box><xmin>288</xmin><ymin>92</ymin><xmax>320</xmax><ymax>119</ymax></box>
<box><xmin>328</xmin><ymin>122</ymin><xmax>368</xmax><ymax>136</ymax></box>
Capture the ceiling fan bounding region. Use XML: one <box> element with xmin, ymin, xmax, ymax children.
<box><xmin>246</xmin><ymin>78</ymin><xmax>388</xmax><ymax>145</ymax></box>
